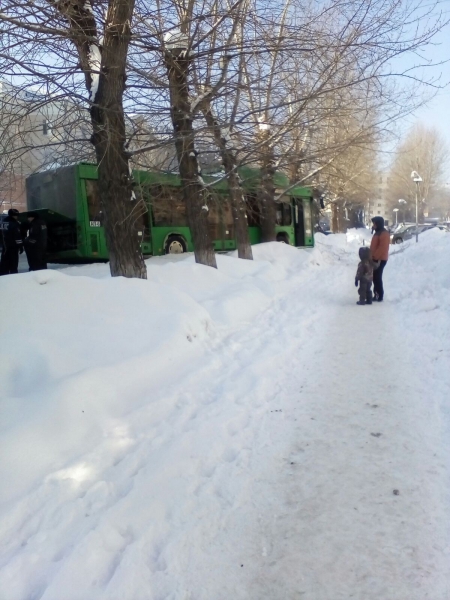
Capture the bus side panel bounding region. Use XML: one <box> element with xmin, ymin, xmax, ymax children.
<box><xmin>248</xmin><ymin>227</ymin><xmax>261</xmax><ymax>245</ymax></box>
<box><xmin>275</xmin><ymin>225</ymin><xmax>295</xmax><ymax>245</ymax></box>
<box><xmin>150</xmin><ymin>226</ymin><xmax>193</xmax><ymax>255</ymax></box>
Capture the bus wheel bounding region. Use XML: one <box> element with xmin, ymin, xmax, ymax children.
<box><xmin>165</xmin><ymin>235</ymin><xmax>187</xmax><ymax>254</ymax></box>
<box><xmin>276</xmin><ymin>233</ymin><xmax>289</xmax><ymax>244</ymax></box>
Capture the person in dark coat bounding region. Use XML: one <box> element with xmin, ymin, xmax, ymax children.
<box><xmin>24</xmin><ymin>212</ymin><xmax>48</xmax><ymax>271</ymax></box>
<box><xmin>355</xmin><ymin>246</ymin><xmax>375</xmax><ymax>305</ymax></box>
<box><xmin>0</xmin><ymin>208</ymin><xmax>23</xmax><ymax>275</ymax></box>
<box><xmin>370</xmin><ymin>216</ymin><xmax>390</xmax><ymax>301</ymax></box>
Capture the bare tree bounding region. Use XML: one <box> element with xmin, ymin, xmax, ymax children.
<box><xmin>0</xmin><ymin>0</ymin><xmax>147</xmax><ymax>278</ymax></box>
<box><xmin>387</xmin><ymin>124</ymin><xmax>450</xmax><ymax>222</ymax></box>
<box><xmin>1</xmin><ymin>0</ymin><xmax>446</xmax><ymax>265</ymax></box>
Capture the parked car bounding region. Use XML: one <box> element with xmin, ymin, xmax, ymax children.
<box><xmin>390</xmin><ymin>224</ymin><xmax>429</xmax><ymax>244</ymax></box>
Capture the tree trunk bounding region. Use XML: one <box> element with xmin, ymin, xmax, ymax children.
<box><xmin>165</xmin><ymin>51</ymin><xmax>217</xmax><ymax>268</ymax></box>
<box><xmin>54</xmin><ymin>0</ymin><xmax>146</xmax><ymax>279</ymax></box>
<box><xmin>201</xmin><ymin>103</ymin><xmax>252</xmax><ymax>260</ymax></box>
<box><xmin>260</xmin><ymin>133</ymin><xmax>276</xmax><ymax>243</ymax></box>
<box><xmin>331</xmin><ymin>202</ymin><xmax>339</xmax><ymax>232</ymax></box>
<box><xmin>92</xmin><ymin>0</ymin><xmax>146</xmax><ymax>278</ymax></box>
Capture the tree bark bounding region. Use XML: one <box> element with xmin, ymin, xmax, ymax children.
<box><xmin>201</xmin><ymin>103</ymin><xmax>252</xmax><ymax>260</ymax></box>
<box><xmin>260</xmin><ymin>134</ymin><xmax>277</xmax><ymax>242</ymax></box>
<box><xmin>93</xmin><ymin>0</ymin><xmax>146</xmax><ymax>278</ymax></box>
<box><xmin>331</xmin><ymin>202</ymin><xmax>339</xmax><ymax>232</ymax></box>
<box><xmin>52</xmin><ymin>0</ymin><xmax>146</xmax><ymax>278</ymax></box>
<box><xmin>165</xmin><ymin>50</ymin><xmax>217</xmax><ymax>268</ymax></box>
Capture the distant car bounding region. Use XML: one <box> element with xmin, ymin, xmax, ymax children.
<box><xmin>390</xmin><ymin>224</ymin><xmax>429</xmax><ymax>244</ymax></box>
<box><xmin>314</xmin><ymin>225</ymin><xmax>333</xmax><ymax>235</ymax></box>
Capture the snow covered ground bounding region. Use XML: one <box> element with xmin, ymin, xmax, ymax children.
<box><xmin>1</xmin><ymin>230</ymin><xmax>450</xmax><ymax>600</ymax></box>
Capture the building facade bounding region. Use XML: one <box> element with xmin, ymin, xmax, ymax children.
<box><xmin>367</xmin><ymin>171</ymin><xmax>391</xmax><ymax>225</ymax></box>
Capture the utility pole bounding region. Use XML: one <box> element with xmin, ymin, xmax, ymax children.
<box><xmin>411</xmin><ymin>171</ymin><xmax>422</xmax><ymax>243</ymax></box>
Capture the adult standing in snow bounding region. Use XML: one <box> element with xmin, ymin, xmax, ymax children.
<box><xmin>0</xmin><ymin>209</ymin><xmax>23</xmax><ymax>275</ymax></box>
<box><xmin>24</xmin><ymin>212</ymin><xmax>48</xmax><ymax>271</ymax></box>
<box><xmin>370</xmin><ymin>216</ymin><xmax>390</xmax><ymax>301</ymax></box>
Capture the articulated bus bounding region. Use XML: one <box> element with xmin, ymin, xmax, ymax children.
<box><xmin>25</xmin><ymin>162</ymin><xmax>314</xmax><ymax>263</ymax></box>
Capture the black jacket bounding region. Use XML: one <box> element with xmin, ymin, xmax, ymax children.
<box><xmin>0</xmin><ymin>216</ymin><xmax>23</xmax><ymax>251</ymax></box>
<box><xmin>25</xmin><ymin>217</ymin><xmax>47</xmax><ymax>250</ymax></box>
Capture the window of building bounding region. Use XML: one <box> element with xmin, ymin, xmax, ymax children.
<box><xmin>378</xmin><ymin>210</ymin><xmax>381</xmax><ymax>214</ymax></box>
<box><xmin>378</xmin><ymin>203</ymin><xmax>382</xmax><ymax>207</ymax></box>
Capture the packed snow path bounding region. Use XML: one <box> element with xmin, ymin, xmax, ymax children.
<box><xmin>1</xmin><ymin>231</ymin><xmax>450</xmax><ymax>599</ymax></box>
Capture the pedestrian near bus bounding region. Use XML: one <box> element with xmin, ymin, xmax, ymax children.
<box><xmin>370</xmin><ymin>216</ymin><xmax>390</xmax><ymax>302</ymax></box>
<box><xmin>24</xmin><ymin>212</ymin><xmax>47</xmax><ymax>271</ymax></box>
<box><xmin>0</xmin><ymin>209</ymin><xmax>23</xmax><ymax>275</ymax></box>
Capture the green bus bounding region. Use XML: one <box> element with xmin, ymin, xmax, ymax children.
<box><xmin>25</xmin><ymin>162</ymin><xmax>314</xmax><ymax>262</ymax></box>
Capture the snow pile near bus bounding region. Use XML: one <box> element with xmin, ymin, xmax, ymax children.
<box><xmin>0</xmin><ymin>269</ymin><xmax>211</xmax><ymax>393</ymax></box>
<box><xmin>145</xmin><ymin>255</ymin><xmax>273</xmax><ymax>327</ymax></box>
<box><xmin>0</xmin><ymin>244</ymin><xmax>306</xmax><ymax>508</ymax></box>
<box><xmin>0</xmin><ymin>270</ymin><xmax>213</xmax><ymax>504</ymax></box>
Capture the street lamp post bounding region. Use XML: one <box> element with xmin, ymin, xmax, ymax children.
<box><xmin>393</xmin><ymin>208</ymin><xmax>399</xmax><ymax>225</ymax></box>
<box><xmin>410</xmin><ymin>171</ymin><xmax>422</xmax><ymax>243</ymax></box>
<box><xmin>398</xmin><ymin>198</ymin><xmax>406</xmax><ymax>224</ymax></box>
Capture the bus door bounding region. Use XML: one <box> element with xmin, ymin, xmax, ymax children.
<box><xmin>208</xmin><ymin>200</ymin><xmax>223</xmax><ymax>251</ymax></box>
<box><xmin>209</xmin><ymin>196</ymin><xmax>235</xmax><ymax>251</ymax></box>
<box><xmin>222</xmin><ymin>200</ymin><xmax>236</xmax><ymax>251</ymax></box>
<box><xmin>84</xmin><ymin>179</ymin><xmax>106</xmax><ymax>257</ymax></box>
<box><xmin>293</xmin><ymin>198</ymin><xmax>305</xmax><ymax>246</ymax></box>
<box><xmin>135</xmin><ymin>186</ymin><xmax>153</xmax><ymax>255</ymax></box>
<box><xmin>302</xmin><ymin>198</ymin><xmax>314</xmax><ymax>246</ymax></box>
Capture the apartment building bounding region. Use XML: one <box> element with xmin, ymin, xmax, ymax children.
<box><xmin>1</xmin><ymin>81</ymin><xmax>175</xmax><ymax>214</ymax></box>
<box><xmin>1</xmin><ymin>80</ymin><xmax>91</xmax><ymax>212</ymax></box>
<box><xmin>367</xmin><ymin>171</ymin><xmax>391</xmax><ymax>225</ymax></box>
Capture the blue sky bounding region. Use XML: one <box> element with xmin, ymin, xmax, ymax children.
<box><xmin>391</xmin><ymin>11</ymin><xmax>450</xmax><ymax>175</ymax></box>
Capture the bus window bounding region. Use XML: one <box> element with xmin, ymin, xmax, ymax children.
<box><xmin>208</xmin><ymin>200</ymin><xmax>221</xmax><ymax>240</ymax></box>
<box><xmin>246</xmin><ymin>193</ymin><xmax>261</xmax><ymax>226</ymax></box>
<box><xmin>276</xmin><ymin>204</ymin><xmax>283</xmax><ymax>225</ymax></box>
<box><xmin>85</xmin><ymin>179</ymin><xmax>103</xmax><ymax>225</ymax></box>
<box><xmin>150</xmin><ymin>186</ymin><xmax>186</xmax><ymax>226</ymax></box>
<box><xmin>276</xmin><ymin>201</ymin><xmax>292</xmax><ymax>226</ymax></box>
<box><xmin>283</xmin><ymin>202</ymin><xmax>292</xmax><ymax>226</ymax></box>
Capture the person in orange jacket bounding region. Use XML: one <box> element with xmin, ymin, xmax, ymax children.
<box><xmin>370</xmin><ymin>216</ymin><xmax>390</xmax><ymax>301</ymax></box>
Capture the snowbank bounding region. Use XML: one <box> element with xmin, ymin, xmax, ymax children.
<box><xmin>386</xmin><ymin>227</ymin><xmax>450</xmax><ymax>312</ymax></box>
<box><xmin>0</xmin><ymin>245</ymin><xmax>313</xmax><ymax>511</ymax></box>
<box><xmin>1</xmin><ymin>233</ymin><xmax>450</xmax><ymax>600</ymax></box>
<box><xmin>346</xmin><ymin>227</ymin><xmax>372</xmax><ymax>245</ymax></box>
